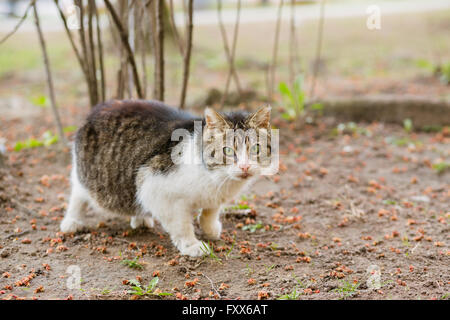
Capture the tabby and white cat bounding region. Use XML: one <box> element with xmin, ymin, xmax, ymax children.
<box><xmin>60</xmin><ymin>100</ymin><xmax>272</xmax><ymax>256</ymax></box>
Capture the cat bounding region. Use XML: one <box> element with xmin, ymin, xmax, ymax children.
<box><xmin>60</xmin><ymin>99</ymin><xmax>272</xmax><ymax>257</ymax></box>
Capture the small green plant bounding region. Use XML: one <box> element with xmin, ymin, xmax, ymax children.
<box><xmin>403</xmin><ymin>118</ymin><xmax>413</xmax><ymax>133</ymax></box>
<box><xmin>402</xmin><ymin>236</ymin><xmax>411</xmax><ymax>247</ymax></box>
<box><xmin>127</xmin><ymin>277</ymin><xmax>172</xmax><ymax>297</ymax></box>
<box><xmin>30</xmin><ymin>95</ymin><xmax>48</xmax><ymax>108</ymax></box>
<box><xmin>101</xmin><ymin>287</ymin><xmax>112</xmax><ymax>295</ymax></box>
<box><xmin>416</xmin><ymin>59</ymin><xmax>450</xmax><ymax>85</ymax></box>
<box><xmin>334</xmin><ymin>122</ymin><xmax>372</xmax><ymax>137</ymax></box>
<box><xmin>224</xmin><ymin>235</ymin><xmax>236</xmax><ymax>260</ymax></box>
<box><xmin>277</xmin><ymin>275</ymin><xmax>309</xmax><ymax>300</ymax></box>
<box><xmin>278</xmin><ymin>75</ymin><xmax>322</xmax><ymax>120</ymax></box>
<box><xmin>278</xmin><ymin>76</ymin><xmax>304</xmax><ymax>120</ymax></box>
<box><xmin>121</xmin><ymin>256</ymin><xmax>144</xmax><ymax>270</ymax></box>
<box><xmin>14</xmin><ymin>130</ymin><xmax>59</xmax><ymax>151</ymax></box>
<box><xmin>277</xmin><ymin>286</ymin><xmax>302</xmax><ymax>300</ymax></box>
<box><xmin>432</xmin><ymin>162</ymin><xmax>450</xmax><ymax>174</ymax></box>
<box><xmin>264</xmin><ymin>263</ymin><xmax>276</xmax><ymax>273</ymax></box>
<box><xmin>201</xmin><ymin>241</ymin><xmax>222</xmax><ymax>264</ymax></box>
<box><xmin>332</xmin><ymin>280</ymin><xmax>360</xmax><ymax>299</ymax></box>
<box><xmin>440</xmin><ymin>293</ymin><xmax>450</xmax><ymax>300</ymax></box>
<box><xmin>244</xmin><ymin>264</ymin><xmax>254</xmax><ymax>276</ymax></box>
<box><xmin>224</xmin><ymin>203</ymin><xmax>251</xmax><ymax>211</ymax></box>
<box><xmin>242</xmin><ymin>222</ymin><xmax>264</xmax><ymax>233</ymax></box>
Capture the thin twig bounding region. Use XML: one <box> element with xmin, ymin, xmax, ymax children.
<box><xmin>75</xmin><ymin>0</ymin><xmax>96</xmax><ymax>106</ymax></box>
<box><xmin>217</xmin><ymin>0</ymin><xmax>242</xmax><ymax>98</ymax></box>
<box><xmin>32</xmin><ymin>2</ymin><xmax>66</xmax><ymax>144</ymax></box>
<box><xmin>93</xmin><ymin>0</ymin><xmax>106</xmax><ymax>101</ymax></box>
<box><xmin>10</xmin><ymin>198</ymin><xmax>39</xmax><ymax>217</ymax></box>
<box><xmin>53</xmin><ymin>0</ymin><xmax>89</xmax><ymax>80</ymax></box>
<box><xmin>104</xmin><ymin>0</ymin><xmax>143</xmax><ymax>99</ymax></box>
<box><xmin>168</xmin><ymin>0</ymin><xmax>185</xmax><ymax>55</ymax></box>
<box><xmin>128</xmin><ymin>0</ymin><xmax>136</xmax><ymax>98</ymax></box>
<box><xmin>0</xmin><ymin>0</ymin><xmax>36</xmax><ymax>45</ymax></box>
<box><xmin>309</xmin><ymin>0</ymin><xmax>326</xmax><ymax>100</ymax></box>
<box><xmin>179</xmin><ymin>0</ymin><xmax>193</xmax><ymax>109</ymax></box>
<box><xmin>288</xmin><ymin>0</ymin><xmax>297</xmax><ymax>86</ymax></box>
<box><xmin>137</xmin><ymin>0</ymin><xmax>148</xmax><ymax>98</ymax></box>
<box><xmin>202</xmin><ymin>273</ymin><xmax>222</xmax><ymax>298</ymax></box>
<box><xmin>87</xmin><ymin>0</ymin><xmax>99</xmax><ymax>105</ymax></box>
<box><xmin>4</xmin><ymin>230</ymin><xmax>31</xmax><ymax>240</ymax></box>
<box><xmin>154</xmin><ymin>0</ymin><xmax>165</xmax><ymax>101</ymax></box>
<box><xmin>218</xmin><ymin>0</ymin><xmax>242</xmax><ymax>108</ymax></box>
<box><xmin>268</xmin><ymin>0</ymin><xmax>284</xmax><ymax>101</ymax></box>
<box><xmin>113</xmin><ymin>0</ymin><xmax>128</xmax><ymax>99</ymax></box>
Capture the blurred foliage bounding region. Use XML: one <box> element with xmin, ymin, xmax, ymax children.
<box><xmin>14</xmin><ymin>130</ymin><xmax>59</xmax><ymax>151</ymax></box>
<box><xmin>278</xmin><ymin>75</ymin><xmax>322</xmax><ymax>121</ymax></box>
<box><xmin>416</xmin><ymin>59</ymin><xmax>450</xmax><ymax>85</ymax></box>
<box><xmin>403</xmin><ymin>118</ymin><xmax>413</xmax><ymax>133</ymax></box>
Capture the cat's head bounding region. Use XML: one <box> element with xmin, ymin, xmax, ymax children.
<box><xmin>202</xmin><ymin>106</ymin><xmax>272</xmax><ymax>180</ymax></box>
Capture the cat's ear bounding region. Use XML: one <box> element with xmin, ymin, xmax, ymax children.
<box><xmin>204</xmin><ymin>108</ymin><xmax>229</xmax><ymax>130</ymax></box>
<box><xmin>247</xmin><ymin>106</ymin><xmax>271</xmax><ymax>129</ymax></box>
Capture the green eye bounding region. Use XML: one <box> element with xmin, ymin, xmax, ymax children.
<box><xmin>250</xmin><ymin>144</ymin><xmax>260</xmax><ymax>155</ymax></box>
<box><xmin>223</xmin><ymin>147</ymin><xmax>235</xmax><ymax>157</ymax></box>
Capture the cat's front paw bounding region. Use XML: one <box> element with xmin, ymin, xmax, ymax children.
<box><xmin>60</xmin><ymin>217</ymin><xmax>84</xmax><ymax>233</ymax></box>
<box><xmin>175</xmin><ymin>239</ymin><xmax>207</xmax><ymax>257</ymax></box>
<box><xmin>201</xmin><ymin>220</ymin><xmax>222</xmax><ymax>240</ymax></box>
<box><xmin>130</xmin><ymin>216</ymin><xmax>154</xmax><ymax>229</ymax></box>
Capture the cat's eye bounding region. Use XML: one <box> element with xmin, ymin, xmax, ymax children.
<box><xmin>223</xmin><ymin>147</ymin><xmax>235</xmax><ymax>157</ymax></box>
<box><xmin>250</xmin><ymin>144</ymin><xmax>260</xmax><ymax>155</ymax></box>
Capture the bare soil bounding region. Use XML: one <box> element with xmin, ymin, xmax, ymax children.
<box><xmin>0</xmin><ymin>108</ymin><xmax>448</xmax><ymax>300</ymax></box>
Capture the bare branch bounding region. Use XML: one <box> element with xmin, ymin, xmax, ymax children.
<box><xmin>218</xmin><ymin>0</ymin><xmax>242</xmax><ymax>108</ymax></box>
<box><xmin>93</xmin><ymin>0</ymin><xmax>106</xmax><ymax>101</ymax></box>
<box><xmin>309</xmin><ymin>0</ymin><xmax>326</xmax><ymax>100</ymax></box>
<box><xmin>74</xmin><ymin>0</ymin><xmax>97</xmax><ymax>106</ymax></box>
<box><xmin>179</xmin><ymin>0</ymin><xmax>193</xmax><ymax>109</ymax></box>
<box><xmin>288</xmin><ymin>0</ymin><xmax>298</xmax><ymax>86</ymax></box>
<box><xmin>53</xmin><ymin>0</ymin><xmax>88</xmax><ymax>77</ymax></box>
<box><xmin>144</xmin><ymin>0</ymin><xmax>156</xmax><ymax>98</ymax></box>
<box><xmin>104</xmin><ymin>0</ymin><xmax>143</xmax><ymax>99</ymax></box>
<box><xmin>268</xmin><ymin>0</ymin><xmax>284</xmax><ymax>101</ymax></box>
<box><xmin>0</xmin><ymin>0</ymin><xmax>36</xmax><ymax>45</ymax></box>
<box><xmin>217</xmin><ymin>0</ymin><xmax>242</xmax><ymax>101</ymax></box>
<box><xmin>154</xmin><ymin>0</ymin><xmax>165</xmax><ymax>101</ymax></box>
<box><xmin>32</xmin><ymin>2</ymin><xmax>66</xmax><ymax>144</ymax></box>
<box><xmin>128</xmin><ymin>0</ymin><xmax>136</xmax><ymax>97</ymax></box>
<box><xmin>202</xmin><ymin>273</ymin><xmax>222</xmax><ymax>299</ymax></box>
<box><xmin>87</xmin><ymin>0</ymin><xmax>99</xmax><ymax>105</ymax></box>
<box><xmin>136</xmin><ymin>0</ymin><xmax>148</xmax><ymax>98</ymax></box>
<box><xmin>168</xmin><ymin>0</ymin><xmax>185</xmax><ymax>55</ymax></box>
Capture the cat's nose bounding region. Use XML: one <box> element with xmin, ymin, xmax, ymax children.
<box><xmin>239</xmin><ymin>164</ymin><xmax>250</xmax><ymax>173</ymax></box>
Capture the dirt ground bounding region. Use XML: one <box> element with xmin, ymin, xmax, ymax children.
<box><xmin>0</xmin><ymin>5</ymin><xmax>449</xmax><ymax>301</ymax></box>
<box><xmin>0</xmin><ymin>106</ymin><xmax>448</xmax><ymax>300</ymax></box>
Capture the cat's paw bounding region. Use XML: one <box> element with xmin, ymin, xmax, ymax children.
<box><xmin>130</xmin><ymin>216</ymin><xmax>154</xmax><ymax>229</ymax></box>
<box><xmin>201</xmin><ymin>220</ymin><xmax>222</xmax><ymax>240</ymax></box>
<box><xmin>175</xmin><ymin>239</ymin><xmax>207</xmax><ymax>257</ymax></box>
<box><xmin>60</xmin><ymin>217</ymin><xmax>84</xmax><ymax>233</ymax></box>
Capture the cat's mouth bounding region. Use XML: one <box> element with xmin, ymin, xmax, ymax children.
<box><xmin>237</xmin><ymin>172</ymin><xmax>252</xmax><ymax>179</ymax></box>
